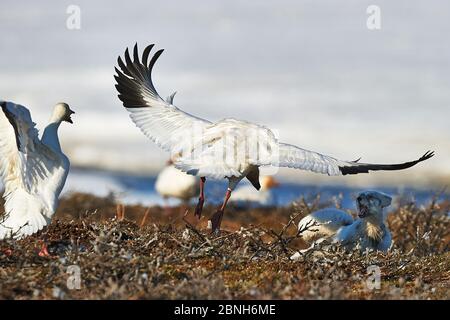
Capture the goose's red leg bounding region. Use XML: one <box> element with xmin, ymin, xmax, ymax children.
<box><xmin>211</xmin><ymin>188</ymin><xmax>232</xmax><ymax>233</ymax></box>
<box><xmin>2</xmin><ymin>248</ymin><xmax>13</xmax><ymax>256</ymax></box>
<box><xmin>38</xmin><ymin>242</ymin><xmax>50</xmax><ymax>257</ymax></box>
<box><xmin>194</xmin><ymin>177</ymin><xmax>206</xmax><ymax>218</ymax></box>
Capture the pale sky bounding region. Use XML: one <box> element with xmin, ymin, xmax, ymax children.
<box><xmin>0</xmin><ymin>0</ymin><xmax>449</xmax><ymax>187</ymax></box>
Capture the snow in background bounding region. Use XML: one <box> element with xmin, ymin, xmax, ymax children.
<box><xmin>0</xmin><ymin>0</ymin><xmax>449</xmax><ymax>202</ymax></box>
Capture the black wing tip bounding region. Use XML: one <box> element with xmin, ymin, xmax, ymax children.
<box><xmin>133</xmin><ymin>43</ymin><xmax>139</xmax><ymax>62</ymax></box>
<box><xmin>115</xmin><ymin>43</ymin><xmax>164</xmax><ymax>77</ymax></box>
<box><xmin>148</xmin><ymin>48</ymin><xmax>164</xmax><ymax>70</ymax></box>
<box><xmin>115</xmin><ymin>43</ymin><xmax>165</xmax><ymax>108</ymax></box>
<box><xmin>339</xmin><ymin>150</ymin><xmax>436</xmax><ymax>176</ymax></box>
<box><xmin>339</xmin><ymin>166</ymin><xmax>367</xmax><ymax>176</ymax></box>
<box><xmin>419</xmin><ymin>150</ymin><xmax>435</xmax><ymax>161</ymax></box>
<box><xmin>124</xmin><ymin>47</ymin><xmax>130</xmax><ymax>59</ymax></box>
<box><xmin>116</xmin><ymin>43</ymin><xmax>159</xmax><ymax>71</ymax></box>
<box><xmin>142</xmin><ymin>44</ymin><xmax>155</xmax><ymax>66</ymax></box>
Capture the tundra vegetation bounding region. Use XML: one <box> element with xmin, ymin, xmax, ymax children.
<box><xmin>0</xmin><ymin>192</ymin><xmax>448</xmax><ymax>299</ymax></box>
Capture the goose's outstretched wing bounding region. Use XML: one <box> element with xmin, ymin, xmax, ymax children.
<box><xmin>0</xmin><ymin>101</ymin><xmax>62</xmax><ymax>239</ymax></box>
<box><xmin>276</xmin><ymin>142</ymin><xmax>434</xmax><ymax>176</ymax></box>
<box><xmin>114</xmin><ymin>44</ymin><xmax>211</xmax><ymax>153</ymax></box>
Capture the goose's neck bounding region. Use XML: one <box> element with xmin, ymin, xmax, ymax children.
<box><xmin>42</xmin><ymin>120</ymin><xmax>62</xmax><ymax>153</ymax></box>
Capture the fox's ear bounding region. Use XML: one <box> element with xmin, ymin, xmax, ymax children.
<box><xmin>379</xmin><ymin>193</ymin><xmax>392</xmax><ymax>208</ymax></box>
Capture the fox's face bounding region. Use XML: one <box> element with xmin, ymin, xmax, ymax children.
<box><xmin>356</xmin><ymin>191</ymin><xmax>392</xmax><ymax>219</ymax></box>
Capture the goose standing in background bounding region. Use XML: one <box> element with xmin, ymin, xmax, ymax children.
<box><xmin>0</xmin><ymin>101</ymin><xmax>74</xmax><ymax>254</ymax></box>
<box><xmin>155</xmin><ymin>160</ymin><xmax>199</xmax><ymax>206</ymax></box>
<box><xmin>114</xmin><ymin>43</ymin><xmax>434</xmax><ymax>232</ymax></box>
<box><xmin>230</xmin><ymin>176</ymin><xmax>279</xmax><ymax>208</ymax></box>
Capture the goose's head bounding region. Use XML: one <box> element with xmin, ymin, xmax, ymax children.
<box><xmin>356</xmin><ymin>191</ymin><xmax>391</xmax><ymax>219</ymax></box>
<box><xmin>52</xmin><ymin>102</ymin><xmax>75</xmax><ymax>124</ymax></box>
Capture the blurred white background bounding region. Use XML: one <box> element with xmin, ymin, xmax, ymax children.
<box><xmin>0</xmin><ymin>0</ymin><xmax>448</xmax><ymax>189</ymax></box>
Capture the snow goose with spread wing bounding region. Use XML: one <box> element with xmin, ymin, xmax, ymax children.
<box><xmin>114</xmin><ymin>44</ymin><xmax>434</xmax><ymax>232</ymax></box>
<box><xmin>0</xmin><ymin>101</ymin><xmax>74</xmax><ymax>243</ymax></box>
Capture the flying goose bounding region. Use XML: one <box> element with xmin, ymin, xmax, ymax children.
<box><xmin>114</xmin><ymin>44</ymin><xmax>434</xmax><ymax>232</ymax></box>
<box><xmin>0</xmin><ymin>101</ymin><xmax>74</xmax><ymax>245</ymax></box>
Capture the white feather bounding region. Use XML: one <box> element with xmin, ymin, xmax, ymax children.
<box><xmin>115</xmin><ymin>44</ymin><xmax>434</xmax><ymax>188</ymax></box>
<box><xmin>155</xmin><ymin>164</ymin><xmax>199</xmax><ymax>201</ymax></box>
<box><xmin>0</xmin><ymin>101</ymin><xmax>71</xmax><ymax>239</ymax></box>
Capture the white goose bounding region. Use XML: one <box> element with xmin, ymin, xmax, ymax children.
<box><xmin>155</xmin><ymin>160</ymin><xmax>199</xmax><ymax>204</ymax></box>
<box><xmin>0</xmin><ymin>101</ymin><xmax>74</xmax><ymax>241</ymax></box>
<box><xmin>114</xmin><ymin>44</ymin><xmax>434</xmax><ymax>232</ymax></box>
<box><xmin>230</xmin><ymin>176</ymin><xmax>279</xmax><ymax>208</ymax></box>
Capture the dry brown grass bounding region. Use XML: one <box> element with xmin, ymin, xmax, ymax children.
<box><xmin>0</xmin><ymin>192</ymin><xmax>448</xmax><ymax>300</ymax></box>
